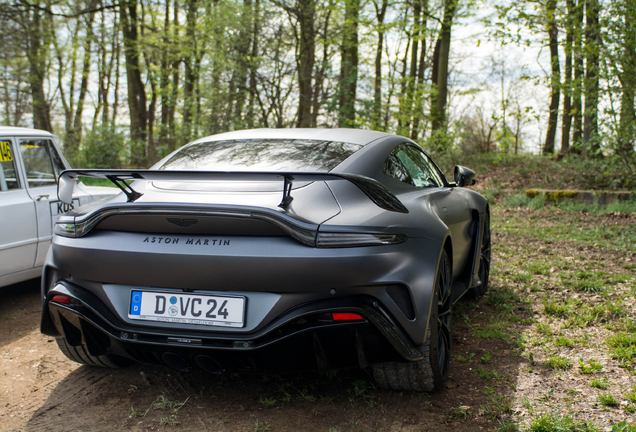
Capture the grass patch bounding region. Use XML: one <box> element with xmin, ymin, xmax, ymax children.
<box><xmin>528</xmin><ymin>413</ymin><xmax>596</xmax><ymax>432</ymax></box>
<box><xmin>544</xmin><ymin>356</ymin><xmax>572</xmax><ymax>370</ymax></box>
<box><xmin>476</xmin><ymin>367</ymin><xmax>500</xmax><ymax>380</ymax></box>
<box><xmin>578</xmin><ymin>358</ymin><xmax>603</xmax><ymax>374</ymax></box>
<box><xmin>590</xmin><ymin>377</ymin><xmax>609</xmax><ymax>389</ymax></box>
<box><xmin>597</xmin><ymin>393</ymin><xmax>619</xmax><ymax>407</ymax></box>
<box><xmin>607</xmin><ymin>333</ymin><xmax>636</xmax><ymax>367</ymax></box>
<box><xmin>543</xmin><ymin>300</ymin><xmax>572</xmax><ymax>318</ymax></box>
<box><xmin>554</xmin><ymin>337</ymin><xmax>574</xmax><ymax>348</ymax></box>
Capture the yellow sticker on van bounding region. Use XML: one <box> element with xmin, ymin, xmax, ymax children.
<box><xmin>0</xmin><ymin>141</ymin><xmax>13</xmax><ymax>162</ymax></box>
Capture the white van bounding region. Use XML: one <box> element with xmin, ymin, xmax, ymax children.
<box><xmin>0</xmin><ymin>127</ymin><xmax>118</xmax><ymax>288</ymax></box>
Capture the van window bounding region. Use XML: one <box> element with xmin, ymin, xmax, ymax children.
<box><xmin>20</xmin><ymin>140</ymin><xmax>61</xmax><ymax>188</ymax></box>
<box><xmin>0</xmin><ymin>140</ymin><xmax>20</xmax><ymax>191</ymax></box>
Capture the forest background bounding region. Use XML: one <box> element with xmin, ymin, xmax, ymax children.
<box><xmin>0</xmin><ymin>0</ymin><xmax>635</xmax><ymax>178</ymax></box>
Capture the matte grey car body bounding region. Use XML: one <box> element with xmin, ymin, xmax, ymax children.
<box><xmin>41</xmin><ymin>128</ymin><xmax>490</xmax><ymax>391</ymax></box>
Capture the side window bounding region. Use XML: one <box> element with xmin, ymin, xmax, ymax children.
<box><xmin>20</xmin><ymin>139</ymin><xmax>60</xmax><ymax>188</ymax></box>
<box><xmin>0</xmin><ymin>140</ymin><xmax>21</xmax><ymax>191</ymax></box>
<box><xmin>393</xmin><ymin>145</ymin><xmax>441</xmax><ymax>188</ymax></box>
<box><xmin>383</xmin><ymin>154</ymin><xmax>411</xmax><ymax>184</ymax></box>
<box><xmin>404</xmin><ymin>146</ymin><xmax>444</xmax><ymax>187</ymax></box>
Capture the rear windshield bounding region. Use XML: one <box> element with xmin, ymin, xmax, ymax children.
<box><xmin>159</xmin><ymin>139</ymin><xmax>363</xmax><ymax>172</ymax></box>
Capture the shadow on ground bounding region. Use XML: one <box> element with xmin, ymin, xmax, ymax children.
<box><xmin>22</xmin><ymin>289</ymin><xmax>530</xmax><ymax>432</ymax></box>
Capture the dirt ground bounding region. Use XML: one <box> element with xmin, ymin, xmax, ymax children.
<box><xmin>1</xmin><ymin>206</ymin><xmax>634</xmax><ymax>431</ymax></box>
<box><xmin>1</xmin><ymin>278</ymin><xmax>517</xmax><ymax>432</ymax></box>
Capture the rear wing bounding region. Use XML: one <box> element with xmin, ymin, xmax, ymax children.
<box><xmin>58</xmin><ymin>169</ymin><xmax>408</xmax><ymax>213</ymax></box>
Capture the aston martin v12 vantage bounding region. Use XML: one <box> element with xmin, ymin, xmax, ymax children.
<box><xmin>41</xmin><ymin>128</ymin><xmax>490</xmax><ymax>392</ymax></box>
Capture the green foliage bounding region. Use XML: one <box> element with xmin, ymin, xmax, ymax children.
<box><xmin>544</xmin><ymin>356</ymin><xmax>572</xmax><ymax>370</ymax></box>
<box><xmin>578</xmin><ymin>358</ymin><xmax>603</xmax><ymax>374</ymax></box>
<box><xmin>590</xmin><ymin>377</ymin><xmax>609</xmax><ymax>389</ymax></box>
<box><xmin>607</xmin><ymin>333</ymin><xmax>636</xmax><ymax>366</ymax></box>
<box><xmin>597</xmin><ymin>393</ymin><xmax>619</xmax><ymax>407</ymax></box>
<box><xmin>612</xmin><ymin>421</ymin><xmax>636</xmax><ymax>432</ymax></box>
<box><xmin>527</xmin><ymin>413</ymin><xmax>596</xmax><ymax>432</ymax></box>
<box><xmin>80</xmin><ymin>127</ymin><xmax>126</xmax><ymax>169</ymax></box>
<box><xmin>475</xmin><ymin>367</ymin><xmax>500</xmax><ymax>380</ymax></box>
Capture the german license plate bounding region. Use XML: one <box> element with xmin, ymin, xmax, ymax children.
<box><xmin>128</xmin><ymin>290</ymin><xmax>245</xmax><ymax>327</ymax></box>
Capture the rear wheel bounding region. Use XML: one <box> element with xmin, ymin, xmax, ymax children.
<box><xmin>56</xmin><ymin>337</ymin><xmax>130</xmax><ymax>368</ymax></box>
<box><xmin>469</xmin><ymin>211</ymin><xmax>491</xmax><ymax>298</ymax></box>
<box><xmin>372</xmin><ymin>250</ymin><xmax>452</xmax><ymax>392</ymax></box>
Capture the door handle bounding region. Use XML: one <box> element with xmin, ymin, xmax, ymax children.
<box><xmin>35</xmin><ymin>195</ymin><xmax>49</xmax><ymax>201</ymax></box>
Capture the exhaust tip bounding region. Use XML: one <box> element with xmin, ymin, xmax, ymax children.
<box><xmin>161</xmin><ymin>352</ymin><xmax>191</xmax><ymax>372</ymax></box>
<box><xmin>195</xmin><ymin>355</ymin><xmax>225</xmax><ymax>375</ymax></box>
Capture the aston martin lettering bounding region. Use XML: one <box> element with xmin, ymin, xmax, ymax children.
<box><xmin>185</xmin><ymin>238</ymin><xmax>230</xmax><ymax>246</ymax></box>
<box><xmin>143</xmin><ymin>237</ymin><xmax>180</xmax><ymax>244</ymax></box>
<box><xmin>141</xmin><ymin>237</ymin><xmax>231</xmax><ymax>245</ymax></box>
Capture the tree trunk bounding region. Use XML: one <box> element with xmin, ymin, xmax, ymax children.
<box><xmin>372</xmin><ymin>0</ymin><xmax>387</xmax><ymax>130</ymax></box>
<box><xmin>247</xmin><ymin>0</ymin><xmax>261</xmax><ymax>128</ymax></box>
<box><xmin>25</xmin><ymin>5</ymin><xmax>53</xmax><ymax>132</ymax></box>
<box><xmin>311</xmin><ymin>3</ymin><xmax>332</xmax><ymax>127</ymax></box>
<box><xmin>232</xmin><ymin>0</ymin><xmax>254</xmax><ymax>129</ymax></box>
<box><xmin>583</xmin><ymin>0</ymin><xmax>600</xmax><ymax>155</ymax></box>
<box><xmin>403</xmin><ymin>0</ymin><xmax>421</xmax><ymax>134</ymax></box>
<box><xmin>430</xmin><ymin>0</ymin><xmax>457</xmax><ymax>133</ymax></box>
<box><xmin>159</xmin><ymin>0</ymin><xmax>171</xmax><ymax>146</ymax></box>
<box><xmin>183</xmin><ymin>0</ymin><xmax>198</xmax><ymax>142</ymax></box>
<box><xmin>338</xmin><ymin>0</ymin><xmax>360</xmax><ymax>127</ymax></box>
<box><xmin>618</xmin><ymin>1</ymin><xmax>636</xmax><ymax>156</ymax></box>
<box><xmin>65</xmin><ymin>6</ymin><xmax>98</xmax><ymax>163</ymax></box>
<box><xmin>543</xmin><ymin>0</ymin><xmax>560</xmax><ymax>155</ymax></box>
<box><xmin>572</xmin><ymin>0</ymin><xmax>584</xmax><ymax>151</ymax></box>
<box><xmin>296</xmin><ymin>0</ymin><xmax>315</xmax><ymax>128</ymax></box>
<box><xmin>561</xmin><ymin>0</ymin><xmax>575</xmax><ymax>154</ymax></box>
<box><xmin>169</xmin><ymin>0</ymin><xmax>179</xmax><ymax>145</ymax></box>
<box><xmin>411</xmin><ymin>0</ymin><xmax>428</xmax><ymax>141</ymax></box>
<box><xmin>119</xmin><ymin>0</ymin><xmax>148</xmax><ymax>165</ymax></box>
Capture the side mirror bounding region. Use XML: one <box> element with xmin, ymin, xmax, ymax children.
<box><xmin>454</xmin><ymin>165</ymin><xmax>476</xmax><ymax>187</ymax></box>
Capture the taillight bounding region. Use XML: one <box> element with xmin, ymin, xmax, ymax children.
<box><xmin>332</xmin><ymin>313</ymin><xmax>364</xmax><ymax>321</ymax></box>
<box><xmin>316</xmin><ymin>233</ymin><xmax>407</xmax><ymax>248</ymax></box>
<box><xmin>51</xmin><ymin>295</ymin><xmax>71</xmax><ymax>304</ymax></box>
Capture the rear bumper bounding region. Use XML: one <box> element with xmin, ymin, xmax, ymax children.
<box><xmin>44</xmin><ymin>233</ymin><xmax>443</xmax><ymax>345</ymax></box>
<box><xmin>42</xmin><ymin>281</ymin><xmax>422</xmax><ymax>373</ymax></box>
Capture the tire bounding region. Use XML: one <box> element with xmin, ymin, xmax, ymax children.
<box><xmin>372</xmin><ymin>250</ymin><xmax>452</xmax><ymax>392</ymax></box>
<box><xmin>56</xmin><ymin>337</ymin><xmax>131</xmax><ymax>368</ymax></box>
<box><xmin>467</xmin><ymin>210</ymin><xmax>491</xmax><ymax>298</ymax></box>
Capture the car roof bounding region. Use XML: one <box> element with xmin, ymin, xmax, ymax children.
<box><xmin>0</xmin><ymin>126</ymin><xmax>54</xmax><ymax>137</ymax></box>
<box><xmin>190</xmin><ymin>128</ymin><xmax>395</xmax><ymax>146</ymax></box>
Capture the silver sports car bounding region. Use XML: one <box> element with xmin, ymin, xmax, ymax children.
<box><xmin>41</xmin><ymin>128</ymin><xmax>490</xmax><ymax>392</ymax></box>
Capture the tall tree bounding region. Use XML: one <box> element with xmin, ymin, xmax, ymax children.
<box><xmin>543</xmin><ymin>0</ymin><xmax>559</xmax><ymax>155</ymax></box>
<box><xmin>615</xmin><ymin>0</ymin><xmax>636</xmax><ymax>156</ymax></box>
<box><xmin>571</xmin><ymin>0</ymin><xmax>584</xmax><ymax>150</ymax></box>
<box><xmin>21</xmin><ymin>2</ymin><xmax>54</xmax><ymax>131</ymax></box>
<box><xmin>273</xmin><ymin>0</ymin><xmax>316</xmax><ymax>128</ymax></box>
<box><xmin>119</xmin><ymin>0</ymin><xmax>149</xmax><ymax>165</ymax></box>
<box><xmin>583</xmin><ymin>0</ymin><xmax>600</xmax><ymax>154</ymax></box>
<box><xmin>371</xmin><ymin>0</ymin><xmax>388</xmax><ymax>130</ymax></box>
<box><xmin>61</xmin><ymin>2</ymin><xmax>99</xmax><ymax>163</ymax></box>
<box><xmin>338</xmin><ymin>0</ymin><xmax>360</xmax><ymax>127</ymax></box>
<box><xmin>560</xmin><ymin>0</ymin><xmax>575</xmax><ymax>155</ymax></box>
<box><xmin>430</xmin><ymin>0</ymin><xmax>458</xmax><ymax>132</ymax></box>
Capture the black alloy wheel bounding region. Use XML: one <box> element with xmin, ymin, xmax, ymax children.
<box><xmin>436</xmin><ymin>249</ymin><xmax>452</xmax><ymax>381</ymax></box>
<box><xmin>469</xmin><ymin>210</ymin><xmax>491</xmax><ymax>298</ymax></box>
<box><xmin>372</xmin><ymin>250</ymin><xmax>453</xmax><ymax>392</ymax></box>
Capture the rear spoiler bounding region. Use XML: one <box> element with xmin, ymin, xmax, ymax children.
<box><xmin>58</xmin><ymin>169</ymin><xmax>409</xmax><ymax>213</ymax></box>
